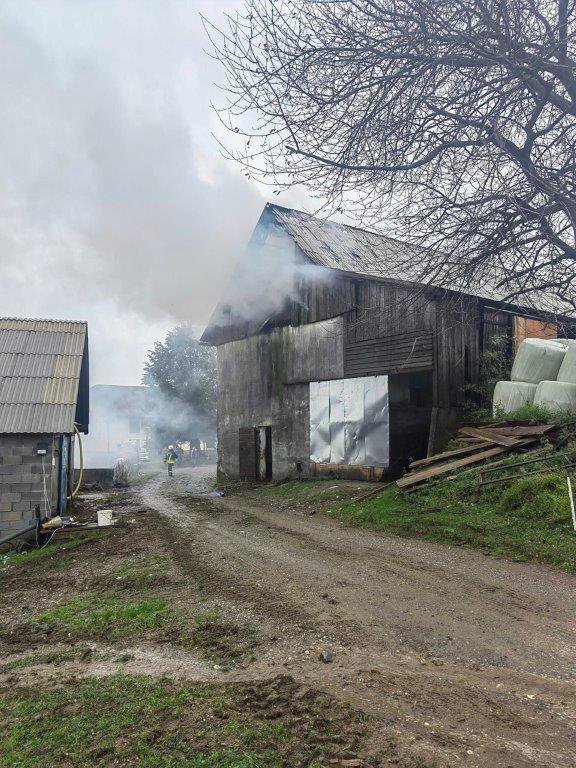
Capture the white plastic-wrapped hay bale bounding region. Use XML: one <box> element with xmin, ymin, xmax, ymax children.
<box><xmin>557</xmin><ymin>346</ymin><xmax>576</xmax><ymax>384</ymax></box>
<box><xmin>511</xmin><ymin>338</ymin><xmax>568</xmax><ymax>384</ymax></box>
<box><xmin>492</xmin><ymin>381</ymin><xmax>537</xmax><ymax>415</ymax></box>
<box><xmin>534</xmin><ymin>380</ymin><xmax>576</xmax><ymax>412</ymax></box>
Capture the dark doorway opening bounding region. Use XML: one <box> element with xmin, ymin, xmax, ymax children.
<box><xmin>239</xmin><ymin>426</ymin><xmax>272</xmax><ymax>481</ymax></box>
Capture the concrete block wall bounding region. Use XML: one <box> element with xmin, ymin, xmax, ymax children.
<box><xmin>0</xmin><ymin>436</ymin><xmax>57</xmax><ymax>535</ymax></box>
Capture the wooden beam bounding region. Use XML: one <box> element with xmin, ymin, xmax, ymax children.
<box><xmin>459</xmin><ymin>427</ymin><xmax>521</xmax><ymax>447</ymax></box>
<box><xmin>409</xmin><ymin>441</ymin><xmax>496</xmax><ymax>470</ymax></box>
<box><xmin>397</xmin><ymin>439</ymin><xmax>536</xmax><ymax>489</ymax></box>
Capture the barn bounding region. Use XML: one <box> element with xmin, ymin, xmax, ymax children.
<box><xmin>201</xmin><ymin>204</ymin><xmax>575</xmax><ymax>482</ymax></box>
<box><xmin>0</xmin><ymin>318</ymin><xmax>89</xmax><ymax>537</ymax></box>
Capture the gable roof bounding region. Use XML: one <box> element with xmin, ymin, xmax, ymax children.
<box><xmin>271</xmin><ymin>204</ymin><xmax>423</xmax><ymax>282</ymax></box>
<box><xmin>0</xmin><ymin>318</ymin><xmax>89</xmax><ymax>434</ymax></box>
<box><xmin>201</xmin><ymin>203</ymin><xmax>575</xmax><ymax>345</ymax></box>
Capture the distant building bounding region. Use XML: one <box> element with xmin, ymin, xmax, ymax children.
<box><xmin>81</xmin><ymin>385</ymin><xmax>149</xmax><ymax>468</ymax></box>
<box><xmin>202</xmin><ymin>204</ymin><xmax>576</xmax><ymax>482</ymax></box>
<box><xmin>0</xmin><ymin>318</ymin><xmax>89</xmax><ymax>535</ymax></box>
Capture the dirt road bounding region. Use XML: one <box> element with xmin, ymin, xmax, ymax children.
<box><xmin>140</xmin><ymin>467</ymin><xmax>576</xmax><ymax>768</ymax></box>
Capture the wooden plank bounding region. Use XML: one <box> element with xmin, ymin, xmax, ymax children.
<box><xmin>396</xmin><ymin>439</ymin><xmax>536</xmax><ymax>488</ymax></box>
<box><xmin>409</xmin><ymin>441</ymin><xmax>497</xmax><ymax>470</ymax></box>
<box><xmin>459</xmin><ymin>427</ymin><xmax>521</xmax><ymax>447</ymax></box>
<box><xmin>454</xmin><ymin>445</ymin><xmax>550</xmax><ymax>477</ymax></box>
<box><xmin>481</xmin><ymin>424</ymin><xmax>556</xmax><ymax>437</ymax></box>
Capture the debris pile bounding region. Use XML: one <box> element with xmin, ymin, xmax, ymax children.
<box><xmin>397</xmin><ymin>421</ymin><xmax>574</xmax><ymax>494</ymax></box>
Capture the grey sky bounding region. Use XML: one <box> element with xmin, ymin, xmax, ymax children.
<box><xmin>0</xmin><ymin>0</ymin><xmax>305</xmax><ymax>384</ymax></box>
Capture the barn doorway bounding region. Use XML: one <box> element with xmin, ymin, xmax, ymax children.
<box><xmin>238</xmin><ymin>426</ymin><xmax>272</xmax><ymax>481</ymax></box>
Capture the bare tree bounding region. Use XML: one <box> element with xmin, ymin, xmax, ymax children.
<box><xmin>207</xmin><ymin>0</ymin><xmax>576</xmax><ymax>311</ymax></box>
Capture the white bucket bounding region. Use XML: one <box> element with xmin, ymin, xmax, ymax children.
<box><xmin>97</xmin><ymin>509</ymin><xmax>114</xmax><ymax>527</ymax></box>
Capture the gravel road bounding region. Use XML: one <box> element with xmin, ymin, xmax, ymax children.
<box><xmin>140</xmin><ymin>466</ymin><xmax>576</xmax><ymax>768</ymax></box>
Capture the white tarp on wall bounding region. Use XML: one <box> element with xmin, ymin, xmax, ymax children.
<box><xmin>309</xmin><ymin>375</ymin><xmax>389</xmax><ymax>467</ymax></box>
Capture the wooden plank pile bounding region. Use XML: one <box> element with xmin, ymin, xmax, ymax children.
<box><xmin>397</xmin><ymin>422</ymin><xmax>559</xmax><ymax>493</ymax></box>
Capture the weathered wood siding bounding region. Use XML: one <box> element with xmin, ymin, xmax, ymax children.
<box><xmin>344</xmin><ymin>329</ymin><xmax>434</xmax><ymax>377</ymax></box>
<box><xmin>435</xmin><ymin>298</ymin><xmax>481</xmax><ymax>407</ymax></box>
<box><xmin>216</xmin><ymin>318</ymin><xmax>344</xmax><ymax>480</ymax></box>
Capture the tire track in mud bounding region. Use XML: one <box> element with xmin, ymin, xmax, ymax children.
<box><xmin>137</xmin><ymin>468</ymin><xmax>576</xmax><ymax>768</ymax></box>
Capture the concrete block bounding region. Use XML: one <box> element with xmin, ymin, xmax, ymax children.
<box><xmin>13</xmin><ymin>444</ymin><xmax>38</xmax><ymax>456</ymax></box>
<box><xmin>11</xmin><ymin>501</ymin><xmax>33</xmax><ymax>513</ymax></box>
<box><xmin>0</xmin><ymin>493</ymin><xmax>21</xmax><ymax>503</ymax></box>
<box><xmin>0</xmin><ymin>501</ymin><xmax>12</xmax><ymax>512</ymax></box>
<box><xmin>2</xmin><ymin>455</ymin><xmax>22</xmax><ymax>465</ymax></box>
<box><xmin>7</xmin><ymin>482</ymin><xmax>32</xmax><ymax>492</ymax></box>
<box><xmin>20</xmin><ymin>491</ymin><xmax>44</xmax><ymax>502</ymax></box>
<box><xmin>0</xmin><ymin>509</ymin><xmax>25</xmax><ymax>522</ymax></box>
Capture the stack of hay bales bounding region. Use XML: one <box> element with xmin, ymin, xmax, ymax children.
<box><xmin>493</xmin><ymin>338</ymin><xmax>576</xmax><ymax>415</ymax></box>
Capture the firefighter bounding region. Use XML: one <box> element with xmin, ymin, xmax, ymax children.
<box><xmin>164</xmin><ymin>445</ymin><xmax>178</xmax><ymax>477</ymax></box>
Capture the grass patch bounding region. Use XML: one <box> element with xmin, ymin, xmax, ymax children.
<box><xmin>36</xmin><ymin>595</ymin><xmax>174</xmax><ymax>641</ymax></box>
<box><xmin>0</xmin><ymin>674</ymin><xmax>365</xmax><ymax>768</ymax></box>
<box><xmin>0</xmin><ymin>647</ymin><xmax>81</xmax><ymax>671</ymax></box>
<box><xmin>32</xmin><ymin>594</ymin><xmax>254</xmax><ymax>666</ymax></box>
<box><xmin>256</xmin><ymin>480</ymin><xmax>361</xmax><ymax>506</ymax></box>
<box><xmin>1</xmin><ymin>533</ymin><xmax>105</xmax><ymax>570</ymax></box>
<box><xmin>93</xmin><ymin>555</ymin><xmax>172</xmax><ymax>590</ymax></box>
<box><xmin>324</xmin><ymin>455</ymin><xmax>576</xmax><ymax>571</ymax></box>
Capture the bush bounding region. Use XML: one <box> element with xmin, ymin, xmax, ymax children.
<box><xmin>501</xmin><ymin>474</ymin><xmax>573</xmax><ymax>526</ymax></box>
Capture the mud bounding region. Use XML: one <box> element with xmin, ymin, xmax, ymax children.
<box><xmin>138</xmin><ymin>467</ymin><xmax>576</xmax><ymax>768</ymax></box>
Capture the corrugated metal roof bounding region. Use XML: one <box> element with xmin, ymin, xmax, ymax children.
<box><xmin>0</xmin><ymin>318</ymin><xmax>87</xmax><ymax>434</ymax></box>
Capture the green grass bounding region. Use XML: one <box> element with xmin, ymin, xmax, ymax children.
<box><xmin>36</xmin><ymin>595</ymin><xmax>174</xmax><ymax>641</ymax></box>
<box><xmin>0</xmin><ymin>647</ymin><xmax>80</xmax><ymax>671</ymax></box>
<box><xmin>327</xmin><ymin>459</ymin><xmax>576</xmax><ymax>571</ymax></box>
<box><xmin>93</xmin><ymin>555</ymin><xmax>172</xmax><ymax>590</ymax></box>
<box><xmin>0</xmin><ymin>674</ymin><xmax>362</xmax><ymax>768</ymax></box>
<box><xmin>33</xmin><ymin>594</ymin><xmax>254</xmax><ymax>666</ymax></box>
<box><xmin>1</xmin><ymin>533</ymin><xmax>105</xmax><ymax>569</ymax></box>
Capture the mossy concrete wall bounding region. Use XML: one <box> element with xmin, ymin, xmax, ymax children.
<box><xmin>217</xmin><ymin>318</ymin><xmax>344</xmax><ymax>480</ymax></box>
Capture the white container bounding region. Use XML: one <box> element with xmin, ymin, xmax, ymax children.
<box><xmin>534</xmin><ymin>380</ymin><xmax>576</xmax><ymax>412</ymax></box>
<box><xmin>97</xmin><ymin>509</ymin><xmax>114</xmax><ymax>527</ymax></box>
<box><xmin>511</xmin><ymin>338</ymin><xmax>568</xmax><ymax>384</ymax></box>
<box><xmin>492</xmin><ymin>381</ymin><xmax>537</xmax><ymax>415</ymax></box>
<box><xmin>557</xmin><ymin>346</ymin><xmax>576</xmax><ymax>384</ymax></box>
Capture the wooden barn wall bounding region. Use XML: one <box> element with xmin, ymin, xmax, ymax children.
<box><xmin>216</xmin><ymin>318</ymin><xmax>344</xmax><ymax>480</ymax></box>
<box><xmin>435</xmin><ymin>298</ymin><xmax>481</xmax><ymax>407</ymax></box>
<box><xmin>347</xmin><ymin>282</ymin><xmax>437</xmax><ymax>341</ymax></box>
<box><xmin>291</xmin><ymin>275</ymin><xmax>356</xmax><ymax>326</ymax></box>
<box><xmin>344</xmin><ymin>329</ymin><xmax>434</xmax><ymax>377</ymax></box>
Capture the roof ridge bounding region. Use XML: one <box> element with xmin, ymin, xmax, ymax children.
<box><xmin>266</xmin><ymin>201</ymin><xmax>412</xmax><ymax>244</ymax></box>
<box><xmin>0</xmin><ymin>318</ymin><xmax>87</xmax><ymax>326</ymax></box>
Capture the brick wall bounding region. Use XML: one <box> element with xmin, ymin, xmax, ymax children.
<box><xmin>0</xmin><ymin>436</ymin><xmax>59</xmax><ymax>535</ymax></box>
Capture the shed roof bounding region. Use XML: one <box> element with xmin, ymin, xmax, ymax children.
<box><xmin>0</xmin><ymin>318</ymin><xmax>89</xmax><ymax>434</ymax></box>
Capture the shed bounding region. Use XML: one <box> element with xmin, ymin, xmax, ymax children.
<box><xmin>202</xmin><ymin>204</ymin><xmax>576</xmax><ymax>481</ymax></box>
<box><xmin>0</xmin><ymin>318</ymin><xmax>89</xmax><ymax>535</ymax></box>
